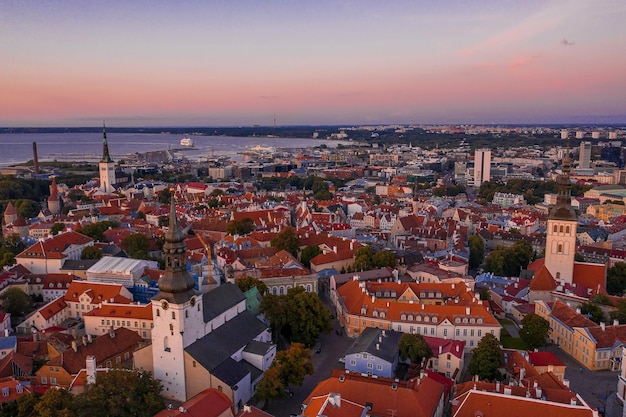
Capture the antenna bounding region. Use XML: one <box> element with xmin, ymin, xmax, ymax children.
<box><xmin>273</xmin><ymin>113</ymin><xmax>277</xmax><ymax>129</ymax></box>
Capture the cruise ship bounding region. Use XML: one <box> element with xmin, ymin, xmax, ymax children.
<box><xmin>180</xmin><ymin>137</ymin><xmax>194</xmax><ymax>147</ymax></box>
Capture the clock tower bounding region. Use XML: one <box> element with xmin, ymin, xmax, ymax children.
<box><xmin>151</xmin><ymin>199</ymin><xmax>203</xmax><ymax>402</ymax></box>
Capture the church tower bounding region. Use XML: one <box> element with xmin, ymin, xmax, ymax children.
<box><xmin>98</xmin><ymin>123</ymin><xmax>116</xmax><ymax>194</ymax></box>
<box><xmin>544</xmin><ymin>142</ymin><xmax>577</xmax><ymax>284</ymax></box>
<box><xmin>47</xmin><ymin>176</ymin><xmax>61</xmax><ymax>215</ymax></box>
<box><xmin>151</xmin><ymin>199</ymin><xmax>203</xmax><ymax>402</ymax></box>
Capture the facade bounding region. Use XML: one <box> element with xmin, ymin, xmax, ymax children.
<box><xmin>15</xmin><ymin>231</ymin><xmax>94</xmax><ymax>274</ymax></box>
<box><xmin>423</xmin><ymin>336</ymin><xmax>465</xmax><ymax>381</ymax></box>
<box><xmin>473</xmin><ymin>148</ymin><xmax>492</xmax><ymax>187</ymax></box>
<box><xmin>335</xmin><ymin>280</ymin><xmax>501</xmax><ymax>350</ymax></box>
<box><xmin>579</xmin><ymin>141</ymin><xmax>592</xmax><ymax>169</ymax></box>
<box><xmin>84</xmin><ymin>303</ymin><xmax>153</xmax><ymax>339</ymax></box>
<box><xmin>343</xmin><ymin>328</ymin><xmax>402</xmax><ymax>378</ymax></box>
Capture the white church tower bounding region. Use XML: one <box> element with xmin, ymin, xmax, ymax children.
<box><xmin>99</xmin><ymin>123</ymin><xmax>117</xmax><ymax>194</ymax></box>
<box><xmin>544</xmin><ymin>143</ymin><xmax>577</xmax><ymax>284</ymax></box>
<box><xmin>151</xmin><ymin>200</ymin><xmax>204</xmax><ymax>402</ymax></box>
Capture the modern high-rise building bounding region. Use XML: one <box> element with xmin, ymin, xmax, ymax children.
<box><xmin>473</xmin><ymin>148</ymin><xmax>491</xmax><ymax>186</ymax></box>
<box><xmin>560</xmin><ymin>129</ymin><xmax>569</xmax><ymax>140</ymax></box>
<box><xmin>579</xmin><ymin>141</ymin><xmax>592</xmax><ymax>169</ymax></box>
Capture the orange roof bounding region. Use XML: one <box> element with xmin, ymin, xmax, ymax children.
<box><xmin>304</xmin><ymin>374</ymin><xmax>444</xmax><ymax>417</ymax></box>
<box><xmin>572</xmin><ymin>262</ymin><xmax>606</xmax><ymax>294</ymax></box>
<box><xmin>154</xmin><ymin>388</ymin><xmax>233</xmax><ymax>417</ymax></box>
<box><xmin>84</xmin><ymin>303</ymin><xmax>152</xmax><ymax>320</ymax></box>
<box><xmin>38</xmin><ymin>298</ymin><xmax>68</xmax><ymax>320</ymax></box>
<box><xmin>64</xmin><ymin>281</ymin><xmax>132</xmax><ymax>305</ymax></box>
<box><xmin>529</xmin><ymin>265</ymin><xmax>557</xmax><ymax>291</ymax></box>
<box><xmin>17</xmin><ymin>231</ymin><xmax>93</xmax><ymax>260</ymax></box>
<box><xmin>546</xmin><ymin>300</ymin><xmax>598</xmax><ymax>329</ymax></box>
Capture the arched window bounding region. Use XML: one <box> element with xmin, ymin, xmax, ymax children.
<box><xmin>556</xmin><ymin>272</ymin><xmax>561</xmax><ymax>279</ymax></box>
<box><xmin>164</xmin><ymin>336</ymin><xmax>170</xmax><ymax>352</ymax></box>
<box><xmin>306</xmin><ymin>284</ymin><xmax>312</xmax><ymax>292</ymax></box>
<box><xmin>558</xmin><ymin>243</ymin><xmax>563</xmax><ymax>253</ymax></box>
<box><xmin>559</xmin><ymin>225</ymin><xmax>564</xmax><ymax>233</ymax></box>
<box><xmin>156</xmin><ymin>309</ymin><xmax>160</xmax><ymax>317</ymax></box>
<box><xmin>553</xmin><ymin>225</ymin><xmax>557</xmax><ymax>233</ymax></box>
<box><xmin>566</xmin><ymin>226</ymin><xmax>570</xmax><ymax>234</ymax></box>
<box><xmin>172</xmin><ymin>311</ymin><xmax>175</xmax><ymax>319</ymax></box>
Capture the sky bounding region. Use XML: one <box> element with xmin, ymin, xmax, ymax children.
<box><xmin>2</xmin><ymin>0</ymin><xmax>626</xmax><ymax>127</ymax></box>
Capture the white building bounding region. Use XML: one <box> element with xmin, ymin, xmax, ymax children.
<box><xmin>473</xmin><ymin>148</ymin><xmax>491</xmax><ymax>187</ymax></box>
<box><xmin>99</xmin><ymin>124</ymin><xmax>117</xmax><ymax>194</ymax></box>
<box><xmin>579</xmin><ymin>141</ymin><xmax>592</xmax><ymax>169</ymax></box>
<box><xmin>86</xmin><ymin>257</ymin><xmax>154</xmax><ymax>288</ymax></box>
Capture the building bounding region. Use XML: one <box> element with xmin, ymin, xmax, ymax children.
<box><xmin>579</xmin><ymin>142</ymin><xmax>592</xmax><ymax>169</ymax></box>
<box><xmin>334</xmin><ymin>279</ymin><xmax>501</xmax><ymax>350</ymax></box>
<box><xmin>473</xmin><ymin>148</ymin><xmax>492</xmax><ymax>187</ymax></box>
<box><xmin>86</xmin><ymin>257</ymin><xmax>153</xmax><ymax>288</ymax></box>
<box><xmin>342</xmin><ymin>328</ymin><xmax>402</xmax><ymax>378</ymax></box>
<box><xmin>133</xmin><ymin>202</ymin><xmax>274</xmax><ymax>412</ymax></box>
<box><xmin>15</xmin><ymin>231</ymin><xmax>94</xmax><ymax>274</ymax></box>
<box><xmin>544</xmin><ymin>149</ymin><xmax>577</xmax><ymax>284</ymax></box>
<box><xmin>84</xmin><ymin>303</ymin><xmax>153</xmax><ymax>339</ymax></box>
<box><xmin>99</xmin><ymin>123</ymin><xmax>117</xmax><ymax>194</ymax></box>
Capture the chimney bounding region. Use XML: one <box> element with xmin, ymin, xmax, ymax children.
<box><xmin>496</xmin><ymin>381</ymin><xmax>501</xmax><ymax>392</ymax></box>
<box><xmin>466</xmin><ymin>307</ymin><xmax>470</xmax><ymax>315</ymax></box>
<box><xmin>576</xmin><ymin>308</ymin><xmax>581</xmax><ymax>314</ymax></box>
<box><xmin>82</xmin><ymin>335</ymin><xmax>88</xmax><ymax>346</ymax></box>
<box><xmin>109</xmin><ymin>326</ymin><xmax>115</xmax><ymax>339</ymax></box>
<box><xmin>72</xmin><ymin>341</ymin><xmax>77</xmax><ymax>352</ymax></box>
<box><xmin>87</xmin><ymin>334</ymin><xmax>93</xmax><ymax>343</ymax></box>
<box><xmin>376</xmin><ymin>343</ymin><xmax>380</xmax><ymax>350</ymax></box>
<box><xmin>600</xmin><ymin>322</ymin><xmax>606</xmax><ymax>331</ymax></box>
<box><xmin>3</xmin><ymin>329</ymin><xmax>8</xmax><ymax>338</ymax></box>
<box><xmin>439</xmin><ymin>346</ymin><xmax>442</xmax><ymax>354</ymax></box>
<box><xmin>86</xmin><ymin>355</ymin><xmax>96</xmax><ymax>384</ymax></box>
<box><xmin>614</xmin><ymin>319</ymin><xmax>620</xmax><ymax>326</ymax></box>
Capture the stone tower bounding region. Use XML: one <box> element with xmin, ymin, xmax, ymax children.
<box><xmin>150</xmin><ymin>200</ymin><xmax>203</xmax><ymax>402</ymax></box>
<box><xmin>48</xmin><ymin>176</ymin><xmax>61</xmax><ymax>215</ymax></box>
<box><xmin>544</xmin><ymin>142</ymin><xmax>577</xmax><ymax>284</ymax></box>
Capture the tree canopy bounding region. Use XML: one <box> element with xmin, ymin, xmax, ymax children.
<box><xmin>81</xmin><ymin>246</ymin><xmax>103</xmax><ymax>260</ymax></box>
<box><xmin>468</xmin><ymin>333</ymin><xmax>503</xmax><ymax>381</ymax></box>
<box><xmin>235</xmin><ymin>276</ymin><xmax>268</xmax><ymax>295</ymax></box>
<box><xmin>226</xmin><ymin>217</ymin><xmax>255</xmax><ymax>235</ymax></box>
<box><xmin>270</xmin><ymin>227</ymin><xmax>300</xmax><ymax>258</ymax></box>
<box><xmin>580</xmin><ymin>302</ymin><xmax>605</xmax><ymax>325</ymax></box>
<box><xmin>519</xmin><ymin>313</ymin><xmax>551</xmax><ymax>349</ymax></box>
<box><xmin>0</xmin><ymin>287</ymin><xmax>33</xmax><ymax>316</ymax></box>
<box><xmin>300</xmin><ymin>245</ymin><xmax>321</xmax><ymax>268</ymax></box>
<box><xmin>483</xmin><ymin>241</ymin><xmax>533</xmax><ymax>277</ymax></box>
<box><xmin>468</xmin><ymin>235</ymin><xmax>484</xmax><ymax>269</ymax></box>
<box><xmin>77</xmin><ymin>221</ymin><xmax>120</xmax><ymax>242</ymax></box>
<box><xmin>607</xmin><ymin>262</ymin><xmax>626</xmax><ymax>296</ymax></box>
<box><xmin>398</xmin><ymin>333</ymin><xmax>433</xmax><ymax>364</ymax></box>
<box><xmin>121</xmin><ymin>233</ymin><xmax>151</xmax><ymax>259</ymax></box>
<box><xmin>261</xmin><ymin>287</ymin><xmax>332</xmax><ymax>346</ymax></box>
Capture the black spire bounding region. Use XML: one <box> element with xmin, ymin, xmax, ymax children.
<box><xmin>153</xmin><ymin>197</ymin><xmax>199</xmax><ymax>304</ymax></box>
<box><xmin>100</xmin><ymin>122</ymin><xmax>113</xmax><ymax>163</ymax></box>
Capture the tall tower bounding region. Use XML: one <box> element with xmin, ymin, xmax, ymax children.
<box><xmin>47</xmin><ymin>176</ymin><xmax>61</xmax><ymax>215</ymax></box>
<box><xmin>473</xmin><ymin>148</ymin><xmax>491</xmax><ymax>186</ymax></box>
<box><xmin>545</xmin><ymin>143</ymin><xmax>577</xmax><ymax>284</ymax></box>
<box><xmin>579</xmin><ymin>141</ymin><xmax>592</xmax><ymax>169</ymax></box>
<box><xmin>151</xmin><ymin>200</ymin><xmax>203</xmax><ymax>402</ymax></box>
<box><xmin>99</xmin><ymin>123</ymin><xmax>116</xmax><ymax>194</ymax></box>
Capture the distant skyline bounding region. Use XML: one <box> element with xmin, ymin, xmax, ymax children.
<box><xmin>2</xmin><ymin>0</ymin><xmax>626</xmax><ymax>127</ymax></box>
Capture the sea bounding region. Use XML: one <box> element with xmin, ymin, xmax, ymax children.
<box><xmin>0</xmin><ymin>132</ymin><xmax>343</xmax><ymax>167</ymax></box>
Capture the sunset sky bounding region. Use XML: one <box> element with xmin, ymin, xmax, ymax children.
<box><xmin>2</xmin><ymin>0</ymin><xmax>626</xmax><ymax>127</ymax></box>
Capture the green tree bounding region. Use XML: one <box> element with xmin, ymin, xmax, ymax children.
<box><xmin>590</xmin><ymin>293</ymin><xmax>614</xmax><ymax>306</ymax></box>
<box><xmin>274</xmin><ymin>342</ymin><xmax>315</xmax><ymax>387</ymax></box>
<box><xmin>398</xmin><ymin>333</ymin><xmax>433</xmax><ymax>364</ymax></box>
<box><xmin>235</xmin><ymin>276</ymin><xmax>268</xmax><ymax>295</ymax></box>
<box><xmin>300</xmin><ymin>245</ymin><xmax>321</xmax><ymax>268</ymax></box>
<box><xmin>75</xmin><ymin>369</ymin><xmax>164</xmax><ymax>417</ymax></box>
<box><xmin>226</xmin><ymin>218</ymin><xmax>255</xmax><ymax>235</ymax></box>
<box><xmin>610</xmin><ymin>299</ymin><xmax>626</xmax><ymax>324</ymax></box>
<box><xmin>580</xmin><ymin>302</ymin><xmax>605</xmax><ymax>324</ymax></box>
<box><xmin>121</xmin><ymin>233</ymin><xmax>151</xmax><ymax>259</ymax></box>
<box><xmin>77</xmin><ymin>221</ymin><xmax>120</xmax><ymax>242</ymax></box>
<box><xmin>0</xmin><ymin>287</ymin><xmax>33</xmax><ymax>316</ymax></box>
<box><xmin>270</xmin><ymin>227</ymin><xmax>300</xmax><ymax>258</ymax></box>
<box><xmin>468</xmin><ymin>333</ymin><xmax>503</xmax><ymax>381</ymax></box>
<box><xmin>33</xmin><ymin>387</ymin><xmax>75</xmax><ymax>417</ymax></box>
<box><xmin>255</xmin><ymin>364</ymin><xmax>286</xmax><ymax>406</ymax></box>
<box><xmin>483</xmin><ymin>241</ymin><xmax>533</xmax><ymax>277</ymax></box>
<box><xmin>158</xmin><ymin>188</ymin><xmax>172</xmax><ymax>204</ymax></box>
<box><xmin>14</xmin><ymin>199</ymin><xmax>42</xmax><ymax>219</ymax></box>
<box><xmin>372</xmin><ymin>250</ymin><xmax>396</xmax><ymax>268</ymax></box>
<box><xmin>607</xmin><ymin>262</ymin><xmax>626</xmax><ymax>296</ymax></box>
<box><xmin>50</xmin><ymin>222</ymin><xmax>65</xmax><ymax>236</ymax></box>
<box><xmin>520</xmin><ymin>313</ymin><xmax>551</xmax><ymax>349</ymax></box>
<box><xmin>15</xmin><ymin>392</ymin><xmax>42</xmax><ymax>417</ymax></box>
<box><xmin>81</xmin><ymin>246</ymin><xmax>103</xmax><ymax>260</ymax></box>
<box><xmin>353</xmin><ymin>246</ymin><xmax>373</xmax><ymax>271</ymax></box>
<box><xmin>468</xmin><ymin>235</ymin><xmax>485</xmax><ymax>269</ymax></box>
<box><xmin>260</xmin><ymin>293</ymin><xmax>289</xmax><ymax>340</ymax></box>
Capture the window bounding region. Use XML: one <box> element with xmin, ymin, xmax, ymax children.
<box><xmin>124</xmin><ymin>352</ymin><xmax>130</xmax><ymax>360</ymax></box>
<box><xmin>367</xmin><ymin>363</ymin><xmax>373</xmax><ymax>369</ymax></box>
<box><xmin>456</xmin><ymin>329</ymin><xmax>460</xmax><ymax>336</ymax></box>
<box><xmin>41</xmin><ymin>376</ymin><xmax>47</xmax><ymax>384</ymax></box>
<box><xmin>558</xmin><ymin>244</ymin><xmax>563</xmax><ymax>253</ymax></box>
<box><xmin>566</xmin><ymin>226</ymin><xmax>570</xmax><ymax>234</ymax></box>
<box><xmin>172</xmin><ymin>312</ymin><xmax>175</xmax><ymax>319</ymax></box>
<box><xmin>443</xmin><ymin>329</ymin><xmax>448</xmax><ymax>337</ymax></box>
<box><xmin>135</xmin><ymin>321</ymin><xmax>138</xmax><ymax>328</ymax></box>
<box><xmin>430</xmin><ymin>328</ymin><xmax>434</xmax><ymax>335</ymax></box>
<box><xmin>101</xmin><ymin>319</ymin><xmax>105</xmax><ymax>325</ymax></box>
<box><xmin>116</xmin><ymin>356</ymin><xmax>121</xmax><ymax>364</ymax></box>
<box><xmin>156</xmin><ymin>309</ymin><xmax>160</xmax><ymax>317</ymax></box>
<box><xmin>50</xmin><ymin>377</ymin><xmax>56</xmax><ymax>385</ymax></box>
<box><xmin>377</xmin><ymin>364</ymin><xmax>383</xmax><ymax>370</ymax></box>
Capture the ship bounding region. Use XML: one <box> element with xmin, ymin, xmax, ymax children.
<box><xmin>180</xmin><ymin>137</ymin><xmax>194</xmax><ymax>147</ymax></box>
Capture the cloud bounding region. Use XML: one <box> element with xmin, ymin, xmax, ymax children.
<box><xmin>560</xmin><ymin>38</ymin><xmax>575</xmax><ymax>46</ymax></box>
<box><xmin>258</xmin><ymin>95</ymin><xmax>278</xmax><ymax>100</ymax></box>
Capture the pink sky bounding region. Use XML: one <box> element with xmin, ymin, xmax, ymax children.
<box><xmin>2</xmin><ymin>0</ymin><xmax>625</xmax><ymax>126</ymax></box>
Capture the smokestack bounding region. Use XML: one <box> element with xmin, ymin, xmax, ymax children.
<box><xmin>32</xmin><ymin>142</ymin><xmax>39</xmax><ymax>174</ymax></box>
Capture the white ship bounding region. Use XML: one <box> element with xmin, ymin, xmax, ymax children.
<box><xmin>180</xmin><ymin>137</ymin><xmax>194</xmax><ymax>147</ymax></box>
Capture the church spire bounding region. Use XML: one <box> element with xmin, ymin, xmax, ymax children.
<box><xmin>549</xmin><ymin>139</ymin><xmax>576</xmax><ymax>221</ymax></box>
<box><xmin>153</xmin><ymin>196</ymin><xmax>198</xmax><ymax>304</ymax></box>
<box><xmin>101</xmin><ymin>122</ymin><xmax>113</xmax><ymax>163</ymax></box>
